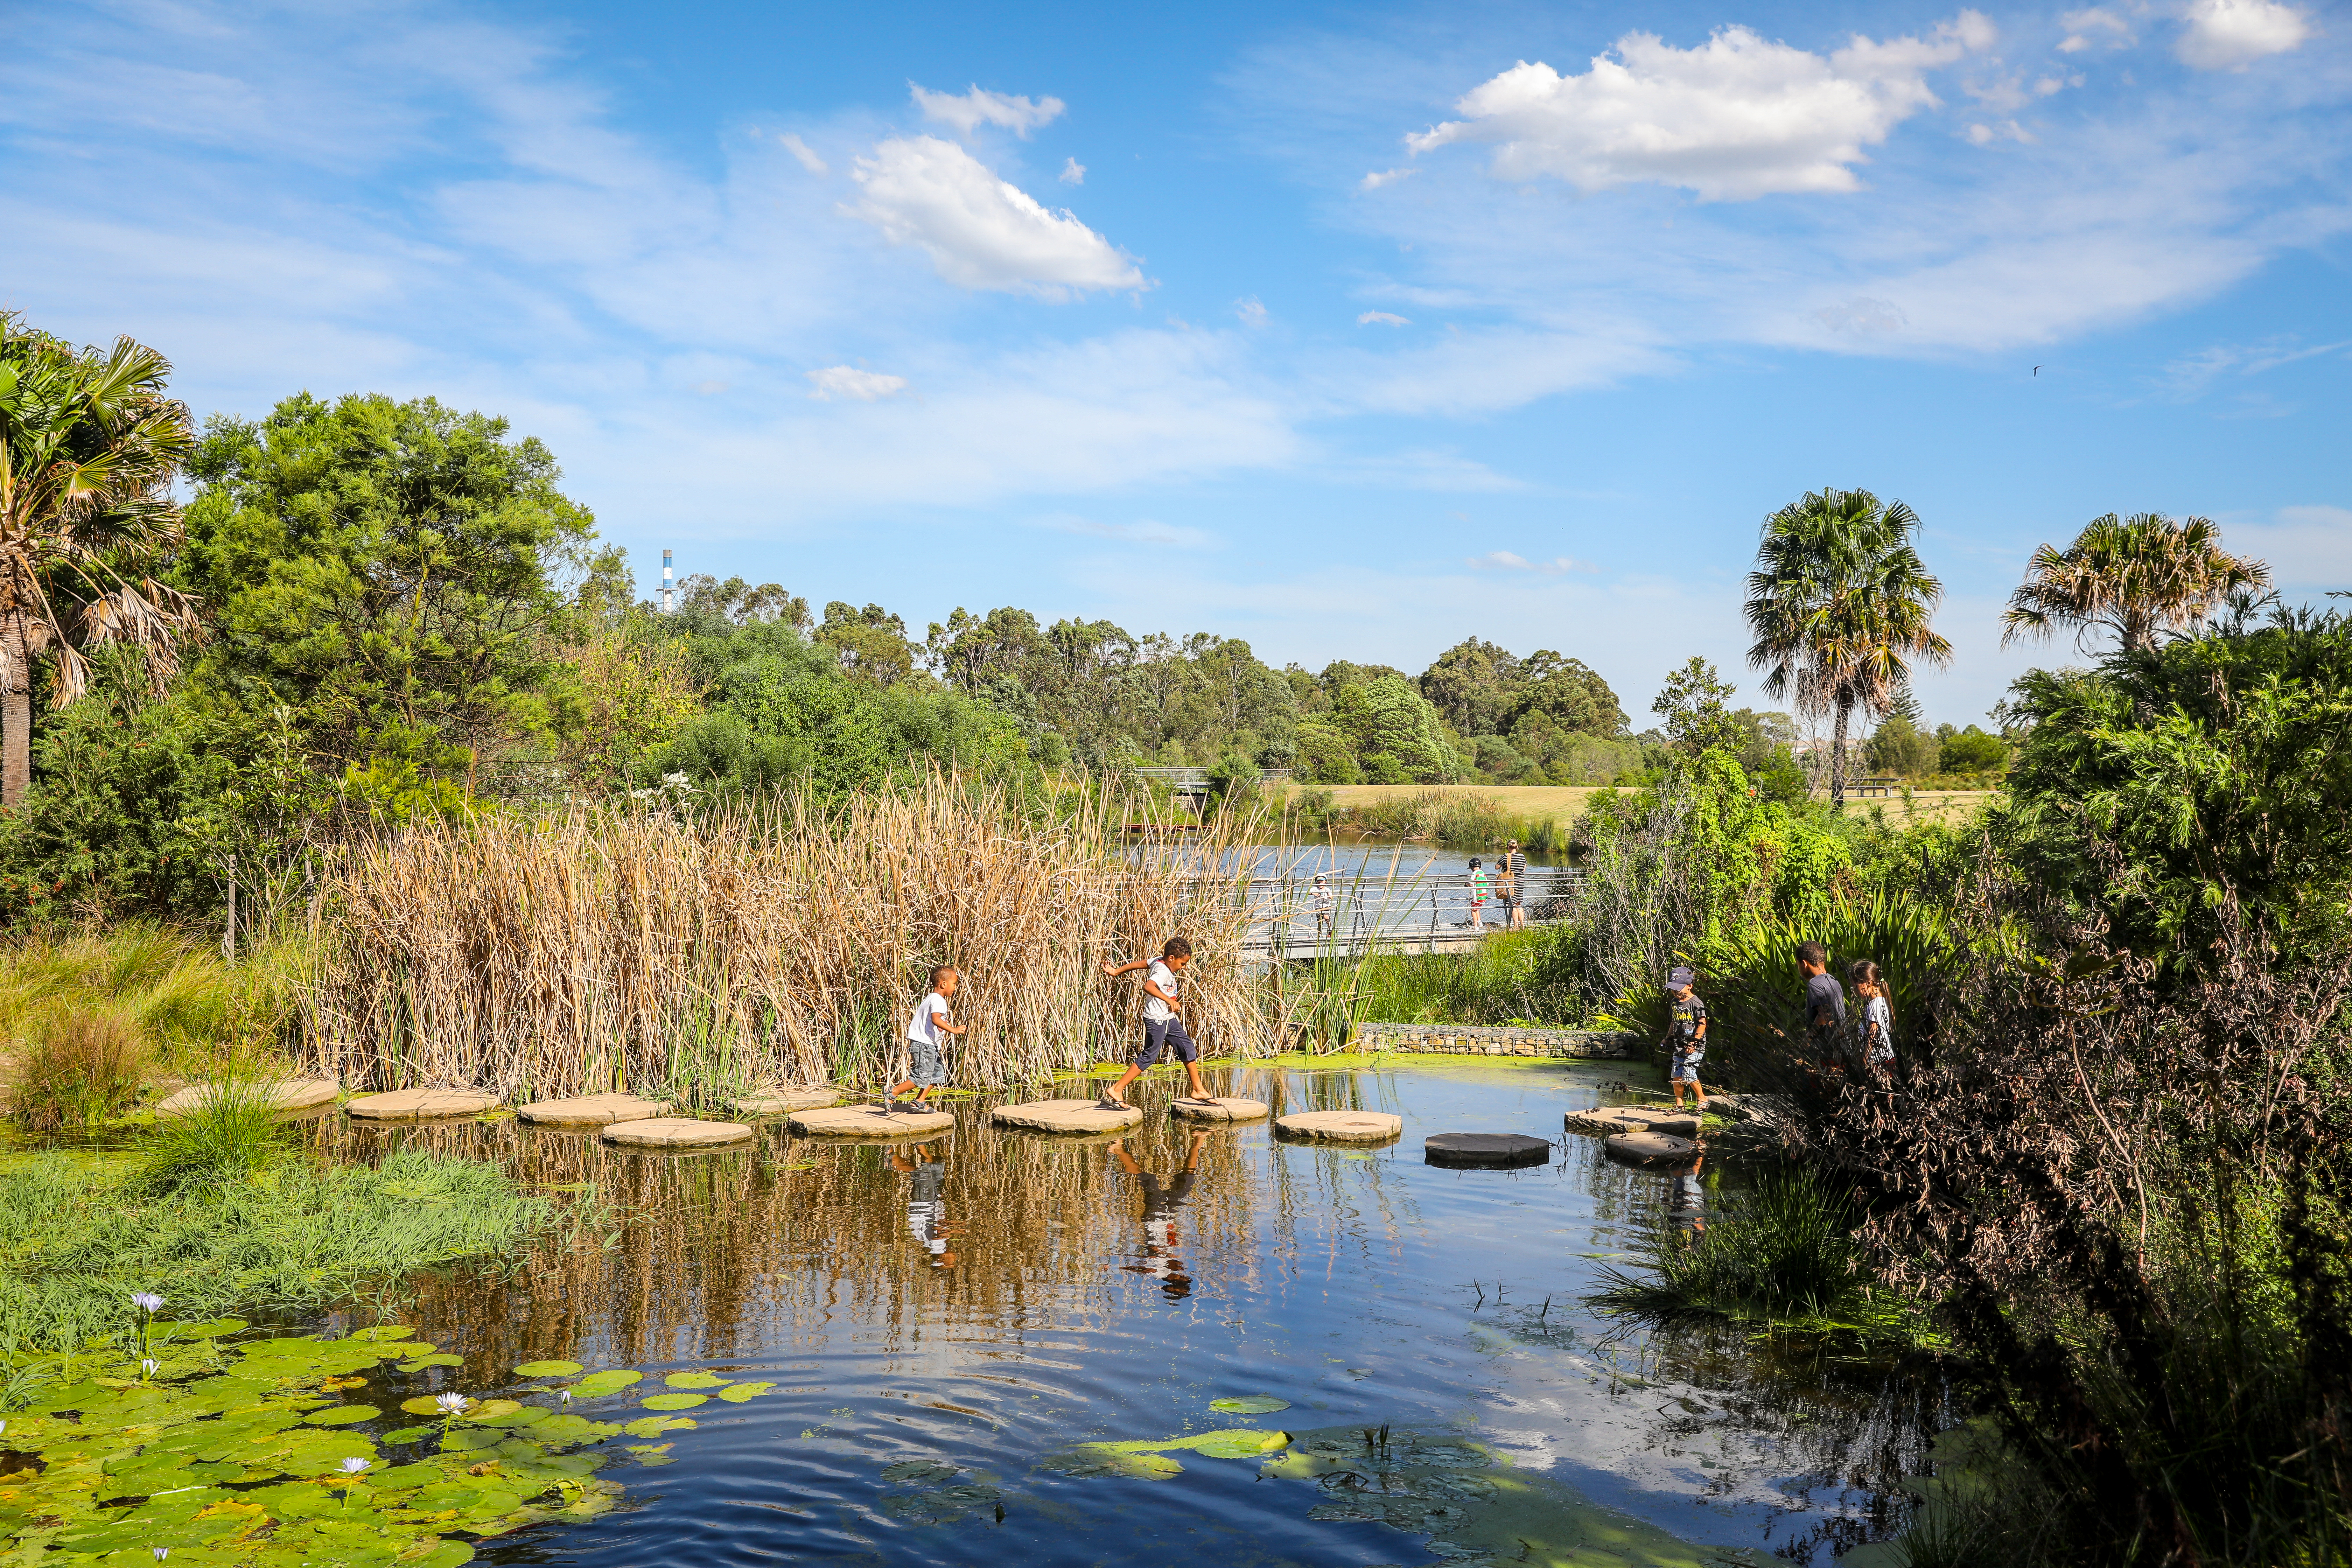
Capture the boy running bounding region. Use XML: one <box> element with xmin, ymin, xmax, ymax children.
<box><xmin>1099</xmin><ymin>937</ymin><xmax>1216</xmax><ymax>1109</ymax></box>
<box><xmin>889</xmin><ymin>965</ymin><xmax>966</xmax><ymax>1112</ymax></box>
<box><xmin>1662</xmin><ymin>964</ymin><xmax>1710</xmax><ymax>1111</ymax></box>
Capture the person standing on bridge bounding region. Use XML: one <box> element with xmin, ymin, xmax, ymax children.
<box><xmin>1466</xmin><ymin>857</ymin><xmax>1489</xmax><ymax>930</ymax></box>
<box><xmin>1500</xmin><ymin>840</ymin><xmax>1530</xmax><ymax>929</ymax></box>
<box><xmin>1311</xmin><ymin>873</ymin><xmax>1335</xmax><ymax>940</ymax></box>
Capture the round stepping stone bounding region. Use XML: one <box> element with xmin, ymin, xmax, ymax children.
<box><xmin>1274</xmin><ymin>1110</ymin><xmax>1403</xmax><ymax>1144</ymax></box>
<box><xmin>1604</xmin><ymin>1130</ymin><xmax>1701</xmax><ymax>1166</ymax></box>
<box><xmin>1169</xmin><ymin>1097</ymin><xmax>1270</xmax><ymax>1122</ymax></box>
<box><xmin>990</xmin><ymin>1098</ymin><xmax>1143</xmax><ymax>1134</ymax></box>
<box><xmin>1424</xmin><ymin>1132</ymin><xmax>1552</xmax><ymax>1170</ymax></box>
<box><xmin>1562</xmin><ymin>1105</ymin><xmax>1701</xmax><ymax>1139</ymax></box>
<box><xmin>788</xmin><ymin>1104</ymin><xmax>957</xmax><ymax>1138</ymax></box>
<box><xmin>346</xmin><ymin>1088</ymin><xmax>502</xmax><ymax>1121</ymax></box>
<box><xmin>155</xmin><ymin>1078</ymin><xmax>340</xmax><ymax>1118</ymax></box>
<box><xmin>602</xmin><ymin>1117</ymin><xmax>754</xmax><ymax>1149</ymax></box>
<box><xmin>734</xmin><ymin>1088</ymin><xmax>842</xmax><ymax>1116</ymax></box>
<box><xmin>516</xmin><ymin>1093</ymin><xmax>670</xmax><ymax>1127</ymax></box>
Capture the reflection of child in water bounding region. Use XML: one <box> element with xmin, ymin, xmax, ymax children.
<box><xmin>890</xmin><ymin>1143</ymin><xmax>960</xmax><ymax>1269</ymax></box>
<box><xmin>1109</xmin><ymin>1131</ymin><xmax>1207</xmax><ymax>1301</ymax></box>
<box><xmin>1670</xmin><ymin>1153</ymin><xmax>1707</xmax><ymax>1235</ymax></box>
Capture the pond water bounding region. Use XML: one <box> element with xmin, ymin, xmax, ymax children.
<box><xmin>306</xmin><ymin>1062</ymin><xmax>1946</xmax><ymax>1566</ymax></box>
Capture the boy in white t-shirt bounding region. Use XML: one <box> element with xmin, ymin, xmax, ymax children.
<box><xmin>889</xmin><ymin>965</ymin><xmax>966</xmax><ymax>1112</ymax></box>
<box><xmin>1098</xmin><ymin>937</ymin><xmax>1214</xmax><ymax>1109</ymax></box>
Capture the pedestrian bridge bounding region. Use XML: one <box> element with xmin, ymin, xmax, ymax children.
<box><xmin>1224</xmin><ymin>868</ymin><xmax>1582</xmax><ymax>964</ymax></box>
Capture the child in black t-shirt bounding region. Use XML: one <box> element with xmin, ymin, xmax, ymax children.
<box><xmin>1662</xmin><ymin>964</ymin><xmax>1709</xmax><ymax>1111</ymax></box>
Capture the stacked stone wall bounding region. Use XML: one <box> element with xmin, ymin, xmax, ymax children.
<box><xmin>1343</xmin><ymin>1025</ymin><xmax>1642</xmax><ymax>1060</ymax></box>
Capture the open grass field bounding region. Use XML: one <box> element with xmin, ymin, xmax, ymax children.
<box><xmin>1304</xmin><ymin>782</ymin><xmax>1995</xmax><ymax>827</ymax></box>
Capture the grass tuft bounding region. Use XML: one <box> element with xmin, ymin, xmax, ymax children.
<box><xmin>4</xmin><ymin>1004</ymin><xmax>148</xmax><ymax>1130</ymax></box>
<box><xmin>135</xmin><ymin>1072</ymin><xmax>289</xmax><ymax>1195</ymax></box>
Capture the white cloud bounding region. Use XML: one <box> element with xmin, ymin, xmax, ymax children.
<box><xmin>1360</xmin><ymin>167</ymin><xmax>1414</xmax><ymax>190</ymax></box>
<box><xmin>1963</xmin><ymin>119</ymin><xmax>2037</xmax><ymax>144</ymax></box>
<box><xmin>693</xmin><ymin>378</ymin><xmax>729</xmax><ymax>395</ymax></box>
<box><xmin>1404</xmin><ymin>13</ymin><xmax>1997</xmax><ymax>200</ymax></box>
<box><xmin>2226</xmin><ymin>506</ymin><xmax>2352</xmax><ymax>584</ymax></box>
<box><xmin>847</xmin><ymin>135</ymin><xmax>1143</xmax><ymax>295</ymax></box>
<box><xmin>1236</xmin><ymin>296</ymin><xmax>1268</xmax><ymax>327</ymax></box>
<box><xmin>778</xmin><ymin>132</ymin><xmax>827</xmax><ymax>174</ymax></box>
<box><xmin>1815</xmin><ymin>295</ymin><xmax>1909</xmax><ymax>333</ymax></box>
<box><xmin>2058</xmin><ymin>7</ymin><xmax>2136</xmax><ymax>51</ymax></box>
<box><xmin>805</xmin><ymin>365</ymin><xmax>908</xmax><ymax>401</ymax></box>
<box><xmin>1059</xmin><ymin>156</ymin><xmax>1085</xmax><ymax>184</ymax></box>
<box><xmin>1357</xmin><ymin>310</ymin><xmax>1411</xmax><ymax>326</ymax></box>
<box><xmin>1467</xmin><ymin>550</ymin><xmax>1598</xmax><ymax>574</ymax></box>
<box><xmin>1038</xmin><ymin>514</ymin><xmax>1216</xmax><ymax>548</ymax></box>
<box><xmin>1965</xmin><ymin>70</ymin><xmax>2076</xmax><ymax>113</ymax></box>
<box><xmin>2176</xmin><ymin>0</ymin><xmax>2310</xmax><ymax>70</ymax></box>
<box><xmin>910</xmin><ymin>83</ymin><xmax>1065</xmax><ymax>137</ymax></box>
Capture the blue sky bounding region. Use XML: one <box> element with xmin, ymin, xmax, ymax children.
<box><xmin>6</xmin><ymin>0</ymin><xmax>2347</xmax><ymax>730</ymax></box>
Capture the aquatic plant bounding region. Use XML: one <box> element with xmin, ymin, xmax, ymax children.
<box><xmin>4</xmin><ymin>1002</ymin><xmax>150</xmax><ymax>1129</ymax></box>
<box><xmin>304</xmin><ymin>776</ymin><xmax>1267</xmax><ymax>1094</ymax></box>
<box><xmin>134</xmin><ymin>1071</ymin><xmax>291</xmax><ymax>1195</ymax></box>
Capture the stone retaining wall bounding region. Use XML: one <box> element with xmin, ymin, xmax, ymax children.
<box><xmin>1344</xmin><ymin>1024</ymin><xmax>1643</xmax><ymax>1060</ymax></box>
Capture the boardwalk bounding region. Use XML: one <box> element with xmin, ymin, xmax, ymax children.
<box><xmin>1226</xmin><ymin>867</ymin><xmax>1582</xmax><ymax>964</ymax></box>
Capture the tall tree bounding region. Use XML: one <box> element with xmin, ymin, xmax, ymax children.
<box><xmin>2002</xmin><ymin>512</ymin><xmax>2270</xmax><ymax>654</ymax></box>
<box><xmin>1651</xmin><ymin>656</ymin><xmax>1742</xmax><ymax>754</ymax></box>
<box><xmin>1744</xmin><ymin>488</ymin><xmax>1950</xmax><ymax>806</ymax></box>
<box><xmin>0</xmin><ymin>319</ymin><xmax>201</xmax><ymax>808</ymax></box>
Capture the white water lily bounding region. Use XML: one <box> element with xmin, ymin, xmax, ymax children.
<box><xmin>339</xmin><ymin>1457</ymin><xmax>371</xmax><ymax>1474</ymax></box>
<box><xmin>434</xmin><ymin>1392</ymin><xmax>472</xmax><ymax>1415</ymax></box>
<box><xmin>131</xmin><ymin>1292</ymin><xmax>164</xmax><ymax>1314</ymax></box>
<box><xmin>140</xmin><ymin>1359</ymin><xmax>159</xmax><ymax>1378</ymax></box>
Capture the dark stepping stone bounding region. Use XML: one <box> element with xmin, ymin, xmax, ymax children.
<box><xmin>1423</xmin><ymin>1132</ymin><xmax>1553</xmax><ymax>1170</ymax></box>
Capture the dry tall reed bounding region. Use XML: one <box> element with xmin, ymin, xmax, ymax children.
<box><xmin>302</xmin><ymin>777</ymin><xmax>1270</xmax><ymax>1099</ymax></box>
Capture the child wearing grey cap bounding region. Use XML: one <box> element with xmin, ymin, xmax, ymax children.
<box><xmin>1662</xmin><ymin>965</ymin><xmax>1709</xmax><ymax>1112</ymax></box>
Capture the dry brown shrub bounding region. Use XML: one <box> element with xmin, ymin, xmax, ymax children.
<box><xmin>301</xmin><ymin>777</ymin><xmax>1268</xmax><ymax>1099</ymax></box>
<box><xmin>6</xmin><ymin>1004</ymin><xmax>148</xmax><ymax>1130</ymax></box>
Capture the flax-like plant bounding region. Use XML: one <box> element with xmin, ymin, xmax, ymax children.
<box><xmin>2001</xmin><ymin>511</ymin><xmax>2269</xmax><ymax>655</ymax></box>
<box><xmin>0</xmin><ymin>316</ymin><xmax>202</xmax><ymax>807</ymax></box>
<box><xmin>1745</xmin><ymin>489</ymin><xmax>1950</xmax><ymax>806</ymax></box>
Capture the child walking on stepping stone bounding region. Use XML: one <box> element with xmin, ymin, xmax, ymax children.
<box><xmin>1662</xmin><ymin>964</ymin><xmax>1709</xmax><ymax>1112</ymax></box>
<box><xmin>1099</xmin><ymin>937</ymin><xmax>1216</xmax><ymax>1110</ymax></box>
<box><xmin>889</xmin><ymin>965</ymin><xmax>966</xmax><ymax>1112</ymax></box>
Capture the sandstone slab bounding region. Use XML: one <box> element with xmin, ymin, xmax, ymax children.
<box><xmin>1604</xmin><ymin>1130</ymin><xmax>1701</xmax><ymax>1166</ymax></box>
<box><xmin>734</xmin><ymin>1088</ymin><xmax>842</xmax><ymax>1116</ymax></box>
<box><xmin>990</xmin><ymin>1098</ymin><xmax>1143</xmax><ymax>1135</ymax></box>
<box><xmin>602</xmin><ymin>1117</ymin><xmax>754</xmax><ymax>1149</ymax></box>
<box><xmin>1562</xmin><ymin>1105</ymin><xmax>1701</xmax><ymax>1139</ymax></box>
<box><xmin>346</xmin><ymin>1088</ymin><xmax>502</xmax><ymax>1121</ymax></box>
<box><xmin>517</xmin><ymin>1093</ymin><xmax>671</xmax><ymax>1127</ymax></box>
<box><xmin>1424</xmin><ymin>1132</ymin><xmax>1552</xmax><ymax>1169</ymax></box>
<box><xmin>788</xmin><ymin>1104</ymin><xmax>957</xmax><ymax>1138</ymax></box>
<box><xmin>1169</xmin><ymin>1096</ymin><xmax>1270</xmax><ymax>1122</ymax></box>
<box><xmin>155</xmin><ymin>1078</ymin><xmax>340</xmax><ymax>1118</ymax></box>
<box><xmin>1274</xmin><ymin>1110</ymin><xmax>1402</xmax><ymax>1144</ymax></box>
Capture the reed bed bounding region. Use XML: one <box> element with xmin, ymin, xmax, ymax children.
<box><xmin>302</xmin><ymin>777</ymin><xmax>1270</xmax><ymax>1099</ymax></box>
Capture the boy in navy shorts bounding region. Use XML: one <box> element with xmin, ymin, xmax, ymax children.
<box><xmin>1099</xmin><ymin>937</ymin><xmax>1216</xmax><ymax>1109</ymax></box>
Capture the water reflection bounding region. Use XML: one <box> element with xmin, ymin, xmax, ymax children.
<box><xmin>284</xmin><ymin>1062</ymin><xmax>1945</xmax><ymax>1566</ymax></box>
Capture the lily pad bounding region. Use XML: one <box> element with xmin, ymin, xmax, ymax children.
<box><xmin>716</xmin><ymin>1381</ymin><xmax>776</xmax><ymax>1403</ymax></box>
<box><xmin>382</xmin><ymin>1425</ymin><xmax>434</xmax><ymax>1444</ymax></box>
<box><xmin>1036</xmin><ymin>1445</ymin><xmax>1186</xmax><ymax>1480</ymax></box>
<box><xmin>456</xmin><ymin>1399</ymin><xmax>523</xmax><ymax>1423</ymax></box>
<box><xmin>622</xmin><ymin>1415</ymin><xmax>698</xmax><ymax>1438</ymax></box>
<box><xmin>399</xmin><ymin>1354</ymin><xmax>467</xmax><ymax>1370</ymax></box>
<box><xmin>568</xmin><ymin>1369</ymin><xmax>644</xmax><ymax>1398</ymax></box>
<box><xmin>1208</xmin><ymin>1395</ymin><xmax>1291</xmax><ymax>1414</ymax></box>
<box><xmin>662</xmin><ymin>1371</ymin><xmax>728</xmax><ymax>1389</ymax></box>
<box><xmin>399</xmin><ymin>1397</ymin><xmax>452</xmax><ymax>1416</ymax></box>
<box><xmin>640</xmin><ymin>1393</ymin><xmax>708</xmax><ymax>1411</ymax></box>
<box><xmin>350</xmin><ymin>1325</ymin><xmax>415</xmax><ymax>1342</ymax></box>
<box><xmin>302</xmin><ymin>1405</ymin><xmax>383</xmax><ymax>1426</ymax></box>
<box><xmin>513</xmin><ymin>1359</ymin><xmax>583</xmax><ymax>1377</ymax></box>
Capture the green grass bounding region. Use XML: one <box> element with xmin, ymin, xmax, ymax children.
<box><xmin>0</xmin><ymin>1145</ymin><xmax>570</xmax><ymax>1355</ymax></box>
<box><xmin>1348</xmin><ymin>926</ymin><xmax>1587</xmax><ymax>1026</ymax></box>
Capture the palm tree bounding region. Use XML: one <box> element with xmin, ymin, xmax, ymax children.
<box><xmin>1744</xmin><ymin>488</ymin><xmax>1951</xmax><ymax>806</ymax></box>
<box><xmin>2002</xmin><ymin>512</ymin><xmax>2269</xmax><ymax>654</ymax></box>
<box><xmin>0</xmin><ymin>317</ymin><xmax>201</xmax><ymax>808</ymax></box>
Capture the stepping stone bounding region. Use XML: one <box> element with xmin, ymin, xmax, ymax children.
<box><xmin>346</xmin><ymin>1088</ymin><xmax>502</xmax><ymax>1121</ymax></box>
<box><xmin>1562</xmin><ymin>1105</ymin><xmax>1701</xmax><ymax>1138</ymax></box>
<box><xmin>516</xmin><ymin>1093</ymin><xmax>671</xmax><ymax>1127</ymax></box>
<box><xmin>155</xmin><ymin>1078</ymin><xmax>340</xmax><ymax>1118</ymax></box>
<box><xmin>1604</xmin><ymin>1130</ymin><xmax>1701</xmax><ymax>1166</ymax></box>
<box><xmin>1424</xmin><ymin>1132</ymin><xmax>1552</xmax><ymax>1170</ymax></box>
<box><xmin>990</xmin><ymin>1098</ymin><xmax>1143</xmax><ymax>1134</ymax></box>
<box><xmin>788</xmin><ymin>1104</ymin><xmax>957</xmax><ymax>1138</ymax></box>
<box><xmin>1169</xmin><ymin>1097</ymin><xmax>1270</xmax><ymax>1122</ymax></box>
<box><xmin>602</xmin><ymin>1117</ymin><xmax>754</xmax><ymax>1149</ymax></box>
<box><xmin>734</xmin><ymin>1087</ymin><xmax>842</xmax><ymax>1116</ymax></box>
<box><xmin>1274</xmin><ymin>1110</ymin><xmax>1403</xmax><ymax>1145</ymax></box>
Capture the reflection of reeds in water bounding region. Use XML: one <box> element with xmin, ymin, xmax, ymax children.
<box><xmin>301</xmin><ymin>778</ymin><xmax>1268</xmax><ymax>1100</ymax></box>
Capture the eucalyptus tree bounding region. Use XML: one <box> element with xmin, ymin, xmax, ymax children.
<box><xmin>1744</xmin><ymin>488</ymin><xmax>1950</xmax><ymax>806</ymax></box>
<box><xmin>0</xmin><ymin>318</ymin><xmax>200</xmax><ymax>808</ymax></box>
<box><xmin>2002</xmin><ymin>511</ymin><xmax>2269</xmax><ymax>654</ymax></box>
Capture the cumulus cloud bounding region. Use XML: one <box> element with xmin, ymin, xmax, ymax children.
<box><xmin>805</xmin><ymin>365</ymin><xmax>909</xmax><ymax>401</ymax></box>
<box><xmin>1059</xmin><ymin>156</ymin><xmax>1085</xmax><ymax>184</ymax></box>
<box><xmin>911</xmin><ymin>83</ymin><xmax>1065</xmax><ymax>137</ymax></box>
<box><xmin>1467</xmin><ymin>550</ymin><xmax>1598</xmax><ymax>574</ymax></box>
<box><xmin>1357</xmin><ymin>310</ymin><xmax>1411</xmax><ymax>326</ymax></box>
<box><xmin>778</xmin><ymin>132</ymin><xmax>827</xmax><ymax>174</ymax></box>
<box><xmin>1404</xmin><ymin>12</ymin><xmax>1997</xmax><ymax>200</ymax></box>
<box><xmin>2058</xmin><ymin>7</ymin><xmax>2136</xmax><ymax>51</ymax></box>
<box><xmin>847</xmin><ymin>135</ymin><xmax>1144</xmax><ymax>294</ymax></box>
<box><xmin>1360</xmin><ymin>167</ymin><xmax>1414</xmax><ymax>190</ymax></box>
<box><xmin>2176</xmin><ymin>0</ymin><xmax>2309</xmax><ymax>69</ymax></box>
